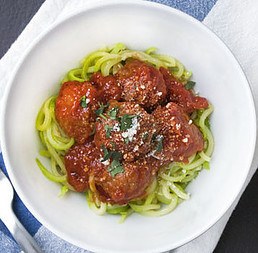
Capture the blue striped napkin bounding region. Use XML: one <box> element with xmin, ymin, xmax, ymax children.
<box><xmin>1</xmin><ymin>0</ymin><xmax>258</xmax><ymax>252</ymax></box>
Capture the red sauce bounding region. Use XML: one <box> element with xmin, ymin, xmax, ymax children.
<box><xmin>94</xmin><ymin>101</ymin><xmax>158</xmax><ymax>162</ymax></box>
<box><xmin>116</xmin><ymin>59</ymin><xmax>167</xmax><ymax>109</ymax></box>
<box><xmin>56</xmin><ymin>59</ymin><xmax>209</xmax><ymax>204</ymax></box>
<box><xmin>160</xmin><ymin>67</ymin><xmax>209</xmax><ymax>114</ymax></box>
<box><xmin>92</xmin><ymin>157</ymin><xmax>160</xmax><ymax>205</ymax></box>
<box><xmin>55</xmin><ymin>81</ymin><xmax>101</xmax><ymax>144</ymax></box>
<box><xmin>153</xmin><ymin>102</ymin><xmax>204</xmax><ymax>163</ymax></box>
<box><xmin>90</xmin><ymin>72</ymin><xmax>122</xmax><ymax>103</ymax></box>
<box><xmin>64</xmin><ymin>142</ymin><xmax>100</xmax><ymax>192</ymax></box>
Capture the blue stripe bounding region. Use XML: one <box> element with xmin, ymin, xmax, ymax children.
<box><xmin>149</xmin><ymin>0</ymin><xmax>218</xmax><ymax>21</ymax></box>
<box><xmin>0</xmin><ymin>155</ymin><xmax>13</xmax><ymax>238</ymax></box>
<box><xmin>0</xmin><ymin>153</ymin><xmax>42</xmax><ymax>237</ymax></box>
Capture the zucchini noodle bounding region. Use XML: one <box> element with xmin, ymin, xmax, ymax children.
<box><xmin>35</xmin><ymin>43</ymin><xmax>214</xmax><ymax>221</ymax></box>
<box><xmin>61</xmin><ymin>43</ymin><xmax>191</xmax><ymax>83</ymax></box>
<box><xmin>36</xmin><ymin>96</ymin><xmax>74</xmax><ymax>189</ymax></box>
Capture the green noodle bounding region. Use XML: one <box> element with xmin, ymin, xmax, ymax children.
<box><xmin>63</xmin><ymin>43</ymin><xmax>190</xmax><ymax>83</ymax></box>
<box><xmin>35</xmin><ymin>43</ymin><xmax>214</xmax><ymax>220</ymax></box>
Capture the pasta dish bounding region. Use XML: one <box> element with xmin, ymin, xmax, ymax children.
<box><xmin>35</xmin><ymin>43</ymin><xmax>213</xmax><ymax>221</ymax></box>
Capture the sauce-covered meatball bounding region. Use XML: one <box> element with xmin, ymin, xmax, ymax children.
<box><xmin>90</xmin><ymin>72</ymin><xmax>122</xmax><ymax>103</ymax></box>
<box><xmin>92</xmin><ymin>157</ymin><xmax>160</xmax><ymax>205</ymax></box>
<box><xmin>65</xmin><ymin>141</ymin><xmax>161</xmax><ymax>205</ymax></box>
<box><xmin>152</xmin><ymin>102</ymin><xmax>204</xmax><ymax>163</ymax></box>
<box><xmin>55</xmin><ymin>81</ymin><xmax>100</xmax><ymax>144</ymax></box>
<box><xmin>64</xmin><ymin>142</ymin><xmax>102</xmax><ymax>192</ymax></box>
<box><xmin>116</xmin><ymin>59</ymin><xmax>167</xmax><ymax>109</ymax></box>
<box><xmin>94</xmin><ymin>101</ymin><xmax>158</xmax><ymax>162</ymax></box>
<box><xmin>160</xmin><ymin>67</ymin><xmax>208</xmax><ymax>114</ymax></box>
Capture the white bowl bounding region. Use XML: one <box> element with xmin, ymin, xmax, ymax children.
<box><xmin>1</xmin><ymin>1</ymin><xmax>256</xmax><ymax>252</ymax></box>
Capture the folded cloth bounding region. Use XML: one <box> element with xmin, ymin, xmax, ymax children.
<box><xmin>0</xmin><ymin>0</ymin><xmax>257</xmax><ymax>252</ymax></box>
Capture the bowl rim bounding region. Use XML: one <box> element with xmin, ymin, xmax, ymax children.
<box><xmin>1</xmin><ymin>0</ymin><xmax>257</xmax><ymax>252</ymax></box>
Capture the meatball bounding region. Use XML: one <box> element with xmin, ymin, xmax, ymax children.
<box><xmin>92</xmin><ymin>157</ymin><xmax>160</xmax><ymax>205</ymax></box>
<box><xmin>94</xmin><ymin>101</ymin><xmax>158</xmax><ymax>162</ymax></box>
<box><xmin>64</xmin><ymin>142</ymin><xmax>102</xmax><ymax>192</ymax></box>
<box><xmin>65</xmin><ymin>141</ymin><xmax>162</xmax><ymax>204</ymax></box>
<box><xmin>90</xmin><ymin>72</ymin><xmax>122</xmax><ymax>103</ymax></box>
<box><xmin>116</xmin><ymin>59</ymin><xmax>167</xmax><ymax>109</ymax></box>
<box><xmin>160</xmin><ymin>67</ymin><xmax>209</xmax><ymax>114</ymax></box>
<box><xmin>152</xmin><ymin>102</ymin><xmax>205</xmax><ymax>163</ymax></box>
<box><xmin>55</xmin><ymin>81</ymin><xmax>101</xmax><ymax>144</ymax></box>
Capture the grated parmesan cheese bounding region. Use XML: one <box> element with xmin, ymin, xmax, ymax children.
<box><xmin>100</xmin><ymin>159</ymin><xmax>110</xmax><ymax>166</ymax></box>
<box><xmin>121</xmin><ymin>116</ymin><xmax>139</xmax><ymax>142</ymax></box>
<box><xmin>113</xmin><ymin>123</ymin><xmax>120</xmax><ymax>132</ymax></box>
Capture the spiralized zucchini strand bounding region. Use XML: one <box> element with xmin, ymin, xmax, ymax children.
<box><xmin>63</xmin><ymin>43</ymin><xmax>190</xmax><ymax>83</ymax></box>
<box><xmin>35</xmin><ymin>96</ymin><xmax>75</xmax><ymax>189</ymax></box>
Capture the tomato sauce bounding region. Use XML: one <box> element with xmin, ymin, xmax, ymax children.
<box><xmin>55</xmin><ymin>81</ymin><xmax>100</xmax><ymax>144</ymax></box>
<box><xmin>56</xmin><ymin>60</ymin><xmax>208</xmax><ymax>204</ymax></box>
<box><xmin>160</xmin><ymin>67</ymin><xmax>209</xmax><ymax>114</ymax></box>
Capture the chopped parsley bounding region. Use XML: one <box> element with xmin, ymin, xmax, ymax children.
<box><xmin>119</xmin><ymin>114</ymin><xmax>137</xmax><ymax>131</ymax></box>
<box><xmin>80</xmin><ymin>95</ymin><xmax>88</xmax><ymax>108</ymax></box>
<box><xmin>124</xmin><ymin>137</ymin><xmax>130</xmax><ymax>144</ymax></box>
<box><xmin>142</xmin><ymin>132</ymin><xmax>149</xmax><ymax>141</ymax></box>
<box><xmin>102</xmin><ymin>146</ymin><xmax>112</xmax><ymax>161</ymax></box>
<box><xmin>110</xmin><ymin>142</ymin><xmax>116</xmax><ymax>149</ymax></box>
<box><xmin>101</xmin><ymin>146</ymin><xmax>124</xmax><ymax>177</ymax></box>
<box><xmin>104</xmin><ymin>125</ymin><xmax>113</xmax><ymax>138</ymax></box>
<box><xmin>101</xmin><ymin>146</ymin><xmax>122</xmax><ymax>162</ymax></box>
<box><xmin>185</xmin><ymin>80</ymin><xmax>196</xmax><ymax>90</ymax></box>
<box><xmin>108</xmin><ymin>160</ymin><xmax>124</xmax><ymax>177</ymax></box>
<box><xmin>108</xmin><ymin>107</ymin><xmax>119</xmax><ymax>120</ymax></box>
<box><xmin>95</xmin><ymin>103</ymin><xmax>109</xmax><ymax>118</ymax></box>
<box><xmin>155</xmin><ymin>135</ymin><xmax>164</xmax><ymax>152</ymax></box>
<box><xmin>111</xmin><ymin>151</ymin><xmax>122</xmax><ymax>161</ymax></box>
<box><xmin>151</xmin><ymin>133</ymin><xmax>157</xmax><ymax>142</ymax></box>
